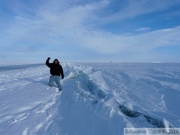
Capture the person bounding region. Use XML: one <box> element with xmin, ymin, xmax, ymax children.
<box><xmin>46</xmin><ymin>57</ymin><xmax>64</xmax><ymax>91</ymax></box>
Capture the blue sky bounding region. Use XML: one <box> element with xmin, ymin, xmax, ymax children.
<box><xmin>0</xmin><ymin>0</ymin><xmax>180</xmax><ymax>64</ymax></box>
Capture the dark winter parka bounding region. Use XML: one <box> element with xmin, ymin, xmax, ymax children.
<box><xmin>46</xmin><ymin>58</ymin><xmax>64</xmax><ymax>79</ymax></box>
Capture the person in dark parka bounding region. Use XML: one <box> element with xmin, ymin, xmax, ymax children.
<box><xmin>46</xmin><ymin>57</ymin><xmax>64</xmax><ymax>91</ymax></box>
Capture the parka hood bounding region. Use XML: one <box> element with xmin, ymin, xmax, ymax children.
<box><xmin>53</xmin><ymin>59</ymin><xmax>59</xmax><ymax>64</ymax></box>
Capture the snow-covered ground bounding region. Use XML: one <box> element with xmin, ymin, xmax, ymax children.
<box><xmin>0</xmin><ymin>62</ymin><xmax>180</xmax><ymax>135</ymax></box>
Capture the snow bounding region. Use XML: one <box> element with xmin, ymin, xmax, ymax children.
<box><xmin>0</xmin><ymin>62</ymin><xmax>180</xmax><ymax>135</ymax></box>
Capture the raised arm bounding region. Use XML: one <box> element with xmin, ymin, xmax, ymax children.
<box><xmin>46</xmin><ymin>57</ymin><xmax>51</xmax><ymax>67</ymax></box>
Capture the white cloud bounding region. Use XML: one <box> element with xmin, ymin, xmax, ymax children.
<box><xmin>136</xmin><ymin>27</ymin><xmax>151</xmax><ymax>32</ymax></box>
<box><xmin>69</xmin><ymin>26</ymin><xmax>180</xmax><ymax>54</ymax></box>
<box><xmin>97</xmin><ymin>0</ymin><xmax>180</xmax><ymax>23</ymax></box>
<box><xmin>2</xmin><ymin>0</ymin><xmax>180</xmax><ymax>55</ymax></box>
<box><xmin>1</xmin><ymin>0</ymin><xmax>180</xmax><ymax>63</ymax></box>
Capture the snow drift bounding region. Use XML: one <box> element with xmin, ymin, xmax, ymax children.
<box><xmin>0</xmin><ymin>62</ymin><xmax>180</xmax><ymax>135</ymax></box>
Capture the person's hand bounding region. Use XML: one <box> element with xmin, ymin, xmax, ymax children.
<box><xmin>47</xmin><ymin>57</ymin><xmax>51</xmax><ymax>60</ymax></box>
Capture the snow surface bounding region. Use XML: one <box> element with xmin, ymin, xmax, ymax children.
<box><xmin>0</xmin><ymin>62</ymin><xmax>180</xmax><ymax>135</ymax></box>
